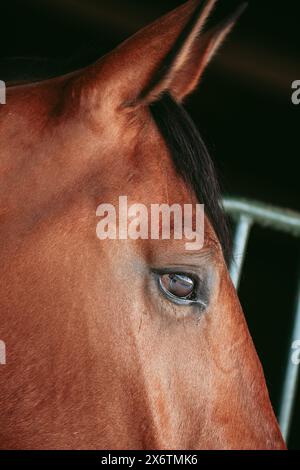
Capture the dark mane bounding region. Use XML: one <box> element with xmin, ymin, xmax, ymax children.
<box><xmin>150</xmin><ymin>93</ymin><xmax>230</xmax><ymax>263</ymax></box>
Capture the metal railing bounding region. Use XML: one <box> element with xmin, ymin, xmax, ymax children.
<box><xmin>223</xmin><ymin>197</ymin><xmax>300</xmax><ymax>445</ymax></box>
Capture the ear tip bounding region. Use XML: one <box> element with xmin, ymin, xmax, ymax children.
<box><xmin>234</xmin><ymin>2</ymin><xmax>249</xmax><ymax>19</ymax></box>
<box><xmin>220</xmin><ymin>2</ymin><xmax>248</xmax><ymax>30</ymax></box>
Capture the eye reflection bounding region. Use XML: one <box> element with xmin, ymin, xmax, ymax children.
<box><xmin>160</xmin><ymin>273</ymin><xmax>195</xmax><ymax>299</ymax></box>
<box><xmin>155</xmin><ymin>268</ymin><xmax>210</xmax><ymax>309</ymax></box>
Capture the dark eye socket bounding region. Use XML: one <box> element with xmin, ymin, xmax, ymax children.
<box><xmin>156</xmin><ymin>271</ymin><xmax>207</xmax><ymax>308</ymax></box>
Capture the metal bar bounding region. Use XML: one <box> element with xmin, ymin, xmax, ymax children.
<box><xmin>223</xmin><ymin>198</ymin><xmax>300</xmax><ymax>237</ymax></box>
<box><xmin>230</xmin><ymin>215</ymin><xmax>252</xmax><ymax>289</ymax></box>
<box><xmin>278</xmin><ymin>274</ymin><xmax>300</xmax><ymax>442</ymax></box>
<box><xmin>224</xmin><ymin>197</ymin><xmax>300</xmax><ymax>446</ymax></box>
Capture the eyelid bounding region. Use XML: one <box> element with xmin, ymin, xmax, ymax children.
<box><xmin>154</xmin><ymin>269</ymin><xmax>208</xmax><ymax>309</ymax></box>
<box><xmin>152</xmin><ymin>267</ymin><xmax>203</xmax><ymax>280</ymax></box>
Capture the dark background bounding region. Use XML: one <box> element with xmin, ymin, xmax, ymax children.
<box><xmin>1</xmin><ymin>0</ymin><xmax>299</xmax><ymax>449</ymax></box>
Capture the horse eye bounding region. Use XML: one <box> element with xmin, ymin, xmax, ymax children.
<box><xmin>159</xmin><ymin>273</ymin><xmax>196</xmax><ymax>301</ymax></box>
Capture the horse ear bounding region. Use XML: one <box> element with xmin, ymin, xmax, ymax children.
<box><xmin>72</xmin><ymin>1</ymin><xmax>216</xmax><ymax>110</ymax></box>
<box><xmin>72</xmin><ymin>1</ymin><xmax>246</xmax><ymax>112</ymax></box>
<box><xmin>153</xmin><ymin>3</ymin><xmax>247</xmax><ymax>102</ymax></box>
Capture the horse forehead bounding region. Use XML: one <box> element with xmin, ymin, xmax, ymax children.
<box><xmin>101</xmin><ymin>154</ymin><xmax>190</xmax><ymax>207</ymax></box>
<box><xmin>2</xmin><ymin>84</ymin><xmax>192</xmax><ymax>207</ymax></box>
<box><xmin>99</xmin><ymin>122</ymin><xmax>191</xmax><ymax>206</ymax></box>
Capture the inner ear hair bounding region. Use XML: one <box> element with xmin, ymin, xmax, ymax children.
<box><xmin>141</xmin><ymin>2</ymin><xmax>247</xmax><ymax>104</ymax></box>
